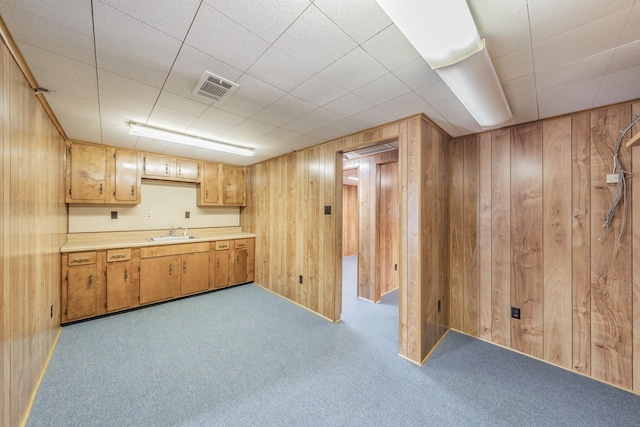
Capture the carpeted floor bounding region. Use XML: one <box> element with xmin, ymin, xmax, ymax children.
<box><xmin>27</xmin><ymin>256</ymin><xmax>640</xmax><ymax>426</ymax></box>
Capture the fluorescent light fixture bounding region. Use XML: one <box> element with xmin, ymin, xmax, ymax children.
<box><xmin>375</xmin><ymin>0</ymin><xmax>512</xmax><ymax>129</ymax></box>
<box><xmin>129</xmin><ymin>123</ymin><xmax>255</xmax><ymax>157</ymax></box>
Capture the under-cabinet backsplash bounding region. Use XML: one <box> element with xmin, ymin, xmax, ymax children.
<box><xmin>68</xmin><ymin>180</ymin><xmax>240</xmax><ymax>233</ymax></box>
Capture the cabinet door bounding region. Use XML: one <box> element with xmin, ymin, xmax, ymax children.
<box><xmin>222</xmin><ymin>165</ymin><xmax>246</xmax><ymax>206</ymax></box>
<box><xmin>233</xmin><ymin>248</ymin><xmax>249</xmax><ymax>284</ymax></box>
<box><xmin>213</xmin><ymin>250</ymin><xmax>230</xmax><ymax>288</ymax></box>
<box><xmin>67</xmin><ymin>143</ymin><xmax>107</xmax><ymax>203</ymax></box>
<box><xmin>198</xmin><ymin>162</ymin><xmax>221</xmax><ymax>206</ymax></box>
<box><xmin>181</xmin><ymin>252</ymin><xmax>209</xmax><ymax>295</ymax></box>
<box><xmin>142</xmin><ymin>153</ymin><xmax>173</xmax><ymax>179</ymax></box>
<box><xmin>176</xmin><ymin>158</ymin><xmax>200</xmax><ymax>181</ymax></box>
<box><xmin>139</xmin><ymin>255</ymin><xmax>180</xmax><ymax>304</ymax></box>
<box><xmin>65</xmin><ymin>264</ymin><xmax>99</xmax><ymax>321</ymax></box>
<box><xmin>112</xmin><ymin>148</ymin><xmax>140</xmax><ymax>203</ymax></box>
<box><xmin>106</xmin><ymin>261</ymin><xmax>132</xmax><ymax>311</ymax></box>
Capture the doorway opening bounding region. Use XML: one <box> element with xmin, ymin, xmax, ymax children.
<box><xmin>340</xmin><ymin>141</ymin><xmax>400</xmax><ymax>337</ymax></box>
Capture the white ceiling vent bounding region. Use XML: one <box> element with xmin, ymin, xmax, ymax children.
<box><xmin>192</xmin><ymin>72</ymin><xmax>239</xmax><ymax>103</ymax></box>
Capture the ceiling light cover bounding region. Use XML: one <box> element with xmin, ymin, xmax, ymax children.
<box><xmin>375</xmin><ymin>0</ymin><xmax>482</xmax><ymax>68</ymax></box>
<box><xmin>435</xmin><ymin>44</ymin><xmax>513</xmax><ymax>129</ymax></box>
<box><xmin>129</xmin><ymin>123</ymin><xmax>255</xmax><ymax>157</ymax></box>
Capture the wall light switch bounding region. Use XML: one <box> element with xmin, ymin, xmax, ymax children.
<box><xmin>146</xmin><ymin>211</ymin><xmax>152</xmax><ymax>219</ymax></box>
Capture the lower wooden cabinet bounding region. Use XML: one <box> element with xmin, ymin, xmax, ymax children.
<box><xmin>61</xmin><ymin>237</ymin><xmax>254</xmax><ymax>323</ymax></box>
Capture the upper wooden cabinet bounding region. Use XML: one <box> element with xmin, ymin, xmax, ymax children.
<box><xmin>142</xmin><ymin>153</ymin><xmax>200</xmax><ymax>182</ymax></box>
<box><xmin>222</xmin><ymin>165</ymin><xmax>246</xmax><ymax>206</ymax></box>
<box><xmin>66</xmin><ymin>142</ymin><xmax>108</xmax><ymax>203</ymax></box>
<box><xmin>197</xmin><ymin>162</ymin><xmax>222</xmax><ymax>206</ymax></box>
<box><xmin>111</xmin><ymin>148</ymin><xmax>141</xmax><ymax>204</ymax></box>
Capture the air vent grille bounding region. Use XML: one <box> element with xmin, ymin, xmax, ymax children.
<box><xmin>192</xmin><ymin>72</ymin><xmax>239</xmax><ymax>103</ymax></box>
<box><xmin>344</xmin><ymin>142</ymin><xmax>398</xmax><ymax>160</ymax></box>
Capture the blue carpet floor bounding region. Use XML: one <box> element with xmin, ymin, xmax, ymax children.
<box><xmin>27</xmin><ymin>256</ymin><xmax>640</xmax><ymax>426</ymax></box>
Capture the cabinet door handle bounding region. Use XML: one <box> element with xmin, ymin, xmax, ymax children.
<box><xmin>99</xmin><ymin>183</ymin><xmax>103</xmax><ymax>195</ymax></box>
<box><xmin>165</xmin><ymin>164</ymin><xmax>169</xmax><ymax>174</ymax></box>
<box><xmin>183</xmin><ymin>262</ymin><xmax>186</xmax><ymax>274</ymax></box>
<box><xmin>89</xmin><ymin>274</ymin><xmax>94</xmax><ymax>286</ymax></box>
<box><xmin>236</xmin><ymin>255</ymin><xmax>239</xmax><ymax>265</ymax></box>
<box><xmin>124</xmin><ymin>269</ymin><xmax>129</xmax><ymax>281</ymax></box>
<box><xmin>178</xmin><ymin>165</ymin><xmax>182</xmax><ymax>176</ymax></box>
<box><xmin>169</xmin><ymin>263</ymin><xmax>173</xmax><ymax>275</ymax></box>
<box><xmin>216</xmin><ymin>259</ymin><xmax>220</xmax><ymax>269</ymax></box>
<box><xmin>131</xmin><ymin>185</ymin><xmax>134</xmax><ymax>196</ymax></box>
<box><xmin>206</xmin><ymin>189</ymin><xmax>208</xmax><ymax>199</ymax></box>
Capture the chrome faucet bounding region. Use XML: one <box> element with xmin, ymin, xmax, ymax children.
<box><xmin>169</xmin><ymin>227</ymin><xmax>188</xmax><ymax>236</ymax></box>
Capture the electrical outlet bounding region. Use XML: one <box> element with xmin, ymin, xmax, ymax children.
<box><xmin>146</xmin><ymin>211</ymin><xmax>152</xmax><ymax>219</ymax></box>
<box><xmin>324</xmin><ymin>205</ymin><xmax>331</xmax><ymax>215</ymax></box>
<box><xmin>110</xmin><ymin>211</ymin><xmax>118</xmax><ymax>219</ymax></box>
<box><xmin>185</xmin><ymin>211</ymin><xmax>190</xmax><ymax>219</ymax></box>
<box><xmin>50</xmin><ymin>304</ymin><xmax>53</xmax><ymax>318</ymax></box>
<box><xmin>299</xmin><ymin>275</ymin><xmax>303</xmax><ymax>284</ymax></box>
<box><xmin>606</xmin><ymin>174</ymin><xmax>619</xmax><ymax>184</ymax></box>
<box><xmin>511</xmin><ymin>306</ymin><xmax>521</xmax><ymax>319</ymax></box>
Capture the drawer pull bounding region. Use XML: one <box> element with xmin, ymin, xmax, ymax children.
<box><xmin>71</xmin><ymin>257</ymin><xmax>90</xmax><ymax>263</ymax></box>
<box><xmin>111</xmin><ymin>254</ymin><xmax>127</xmax><ymax>259</ymax></box>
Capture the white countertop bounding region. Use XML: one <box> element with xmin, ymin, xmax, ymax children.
<box><xmin>60</xmin><ymin>227</ymin><xmax>255</xmax><ymax>252</ymax></box>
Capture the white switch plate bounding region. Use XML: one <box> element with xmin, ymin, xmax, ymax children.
<box><xmin>146</xmin><ymin>211</ymin><xmax>152</xmax><ymax>219</ymax></box>
<box><xmin>606</xmin><ymin>174</ymin><xmax>620</xmax><ymax>184</ymax></box>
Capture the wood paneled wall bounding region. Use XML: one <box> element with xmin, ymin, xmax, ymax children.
<box><xmin>241</xmin><ymin>115</ymin><xmax>450</xmax><ymax>364</ymax></box>
<box><xmin>341</xmin><ymin>182</ymin><xmax>358</xmax><ymax>257</ymax></box>
<box><xmin>0</xmin><ymin>42</ymin><xmax>67</xmax><ymax>426</ymax></box>
<box><xmin>450</xmin><ymin>101</ymin><xmax>640</xmax><ymax>392</ymax></box>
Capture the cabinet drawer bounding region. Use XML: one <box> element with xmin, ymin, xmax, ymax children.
<box><xmin>107</xmin><ymin>248</ymin><xmax>131</xmax><ymax>262</ymax></box>
<box><xmin>233</xmin><ymin>239</ymin><xmax>248</xmax><ymax>249</ymax></box>
<box><xmin>215</xmin><ymin>241</ymin><xmax>230</xmax><ymax>250</ymax></box>
<box><xmin>68</xmin><ymin>251</ymin><xmax>97</xmax><ymax>266</ymax></box>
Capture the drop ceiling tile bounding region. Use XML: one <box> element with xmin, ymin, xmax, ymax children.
<box><xmin>146</xmin><ymin>106</ymin><xmax>200</xmax><ymax>133</ymax></box>
<box><xmin>204</xmin><ymin>0</ymin><xmax>310</xmax><ymax>44</ymax></box>
<box><xmin>224</xmin><ymin>119</ymin><xmax>277</xmax><ymax>141</ymax></box>
<box><xmin>99</xmin><ymin>105</ymin><xmax>148</xmax><ymax>147</ymax></box>
<box><xmin>0</xmin><ymin>4</ymin><xmax>95</xmax><ymax>65</ymax></box>
<box><xmin>185</xmin><ymin>3</ymin><xmax>270</xmax><ymax>71</ymax></box>
<box><xmin>273</xmin><ymin>5</ymin><xmax>357</xmax><ymax>72</ymax></box>
<box><xmin>233</xmin><ymin>74</ymin><xmax>286</xmax><ymax>108</ymax></box>
<box><xmin>478</xmin><ymin>6</ymin><xmax>531</xmax><ymax>59</ymax></box>
<box><xmin>93</xmin><ymin>1</ymin><xmax>182</xmax><ymax>69</ymax></box>
<box><xmin>423</xmin><ymin>108</ymin><xmax>461</xmax><ymax>137</ymax></box>
<box><xmin>431</xmin><ymin>98</ymin><xmax>484</xmax><ymax>135</ymax></box>
<box><xmin>379</xmin><ymin>92</ymin><xmax>432</xmax><ymax>119</ymax></box>
<box><xmin>133</xmin><ymin>136</ymin><xmax>172</xmax><ymax>153</ymax></box>
<box><xmin>415</xmin><ymin>81</ymin><xmax>455</xmax><ymax>105</ymax></box>
<box><xmin>98</xmin><ymin>70</ymin><xmax>161</xmax><ymax>103</ymax></box>
<box><xmin>608</xmin><ymin>39</ymin><xmax>640</xmax><ymax>72</ymax></box>
<box><xmin>266</xmin><ymin>94</ymin><xmax>318</xmax><ymax>119</ymax></box>
<box><xmin>162</xmin><ymin>45</ymin><xmax>243</xmax><ymax>103</ymax></box>
<box><xmin>348</xmin><ymin>106</ymin><xmax>395</xmax><ymax>128</ymax></box>
<box><xmin>282</xmin><ymin>108</ymin><xmax>342</xmax><ymax>134</ymax></box>
<box><xmin>313</xmin><ymin>0</ymin><xmax>392</xmax><ymax>44</ymax></box>
<box><xmin>353</xmin><ymin>73</ymin><xmax>411</xmax><ymax>105</ymax></box>
<box><xmin>18</xmin><ymin>44</ymin><xmax>96</xmax><ymax>85</ymax></box>
<box><xmin>320</xmin><ymin>48</ymin><xmax>388</xmax><ymax>92</ymax></box>
<box><xmin>501</xmin><ymin>74</ymin><xmax>539</xmax><ymax>123</ymax></box>
<box><xmin>324</xmin><ymin>93</ymin><xmax>373</xmax><ymax>117</ymax></box>
<box><xmin>493</xmin><ymin>47</ymin><xmax>534</xmax><ymax>82</ymax></box>
<box><xmin>45</xmin><ymin>94</ymin><xmax>102</xmax><ymax>142</ymax></box>
<box><xmin>291</xmin><ymin>75</ymin><xmax>349</xmax><ymax>107</ymax></box>
<box><xmin>535</xmin><ymin>49</ymin><xmax>613</xmax><ymax>90</ymax></box>
<box><xmin>159</xmin><ymin>144</ymin><xmax>199</xmax><ymax>158</ymax></box>
<box><xmin>100</xmin><ymin>90</ymin><xmax>155</xmax><ymax>117</ymax></box>
<box><xmin>98</xmin><ymin>0</ymin><xmax>201</xmax><ymax>39</ymax></box>
<box><xmin>188</xmin><ymin>107</ymin><xmax>247</xmax><ymax>136</ymax></box>
<box><xmin>594</xmin><ymin>65</ymin><xmax>640</xmax><ymax>108</ymax></box>
<box><xmin>537</xmin><ymin>76</ymin><xmax>603</xmax><ymax>118</ymax></box>
<box><xmin>361</xmin><ymin>24</ymin><xmax>420</xmax><ymax>71</ymax></box>
<box><xmin>619</xmin><ymin>4</ymin><xmax>640</xmax><ymax>45</ymax></box>
<box><xmin>528</xmin><ymin>0</ymin><xmax>634</xmax><ymax>43</ymax></box>
<box><xmin>95</xmin><ymin>42</ymin><xmax>171</xmax><ymax>89</ymax></box>
<box><xmin>532</xmin><ymin>8</ymin><xmax>630</xmax><ymax>70</ymax></box>
<box><xmin>251</xmin><ymin>108</ymin><xmax>296</xmax><ymax>128</ymax></box>
<box><xmin>307</xmin><ymin>118</ymin><xmax>364</xmax><ymax>141</ymax></box>
<box><xmin>28</xmin><ymin>70</ymin><xmax>98</xmax><ymax>102</ymax></box>
<box><xmin>468</xmin><ymin>0</ymin><xmax>528</xmax><ymax>29</ymax></box>
<box><xmin>1</xmin><ymin>0</ymin><xmax>93</xmax><ymax>36</ymax></box>
<box><xmin>214</xmin><ymin>97</ymin><xmax>263</xmax><ymax>118</ymax></box>
<box><xmin>156</xmin><ymin>92</ymin><xmax>209</xmax><ymax>117</ymax></box>
<box><xmin>262</xmin><ymin>127</ymin><xmax>302</xmax><ymax>144</ymax></box>
<box><xmin>393</xmin><ymin>58</ymin><xmax>440</xmax><ymax>91</ymax></box>
<box><xmin>246</xmin><ymin>47</ymin><xmax>316</xmax><ymax>92</ymax></box>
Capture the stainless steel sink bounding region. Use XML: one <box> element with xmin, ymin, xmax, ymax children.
<box><xmin>146</xmin><ymin>235</ymin><xmax>200</xmax><ymax>242</ymax></box>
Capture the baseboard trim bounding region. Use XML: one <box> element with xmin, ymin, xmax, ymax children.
<box><xmin>20</xmin><ymin>326</ymin><xmax>62</xmax><ymax>427</ymax></box>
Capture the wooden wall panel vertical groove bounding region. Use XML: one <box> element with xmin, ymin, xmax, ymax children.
<box><xmin>590</xmin><ymin>106</ymin><xmax>632</xmax><ymax>389</ymax></box>
<box><xmin>450</xmin><ymin>100</ymin><xmax>640</xmax><ymax>394</ymax></box>
<box><xmin>571</xmin><ymin>113</ymin><xmax>591</xmax><ymax>375</ymax></box>
<box><xmin>449</xmin><ymin>140</ymin><xmax>464</xmax><ymax>331</ymax></box>
<box><xmin>478</xmin><ymin>133</ymin><xmax>492</xmax><ymax>340</ymax></box>
<box><xmin>463</xmin><ymin>137</ymin><xmax>479</xmax><ymax>336</ymax></box>
<box><xmin>491</xmin><ymin>129</ymin><xmax>511</xmax><ymax>347</ymax></box>
<box><xmin>1</xmin><ymin>41</ymin><xmax>66</xmax><ymax>426</ymax></box>
<box><xmin>510</xmin><ymin>124</ymin><xmax>544</xmax><ymax>359</ymax></box>
<box><xmin>542</xmin><ymin>117</ymin><xmax>573</xmax><ymax>369</ymax></box>
<box><xmin>632</xmin><ymin>102</ymin><xmax>640</xmax><ymax>392</ymax></box>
